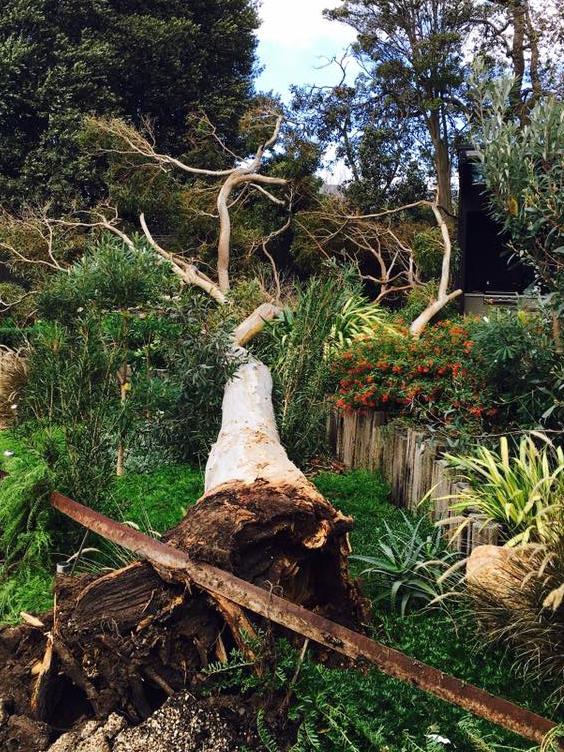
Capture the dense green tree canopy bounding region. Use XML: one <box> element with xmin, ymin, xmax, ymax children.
<box><xmin>292</xmin><ymin>74</ymin><xmax>430</xmax><ymax>212</ymax></box>
<box><xmin>0</xmin><ymin>0</ymin><xmax>259</xmax><ymax>208</ymax></box>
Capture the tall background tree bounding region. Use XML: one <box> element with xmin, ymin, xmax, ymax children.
<box><xmin>321</xmin><ymin>0</ymin><xmax>475</xmax><ymax>214</ymax></box>
<box><xmin>470</xmin><ymin>0</ymin><xmax>564</xmax><ymax>114</ymax></box>
<box><xmin>292</xmin><ymin>61</ymin><xmax>430</xmax><ymax>212</ymax></box>
<box><xmin>0</xmin><ymin>0</ymin><xmax>259</xmax><ymax>209</ymax></box>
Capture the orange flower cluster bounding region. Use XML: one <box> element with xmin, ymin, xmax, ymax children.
<box><xmin>332</xmin><ymin>320</ymin><xmax>497</xmax><ymax>429</ymax></box>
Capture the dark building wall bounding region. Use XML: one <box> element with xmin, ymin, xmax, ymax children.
<box><xmin>457</xmin><ymin>147</ymin><xmax>533</xmax><ymax>295</ymax></box>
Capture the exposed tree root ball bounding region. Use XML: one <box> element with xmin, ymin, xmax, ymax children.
<box><xmin>0</xmin><ymin>480</ymin><xmax>367</xmax><ymax>750</ymax></box>
<box><xmin>165</xmin><ymin>480</ymin><xmax>368</xmax><ymax>625</ymax></box>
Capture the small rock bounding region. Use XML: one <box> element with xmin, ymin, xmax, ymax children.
<box><xmin>48</xmin><ymin>714</ymin><xmax>127</xmax><ymax>752</ymax></box>
<box><xmin>466</xmin><ymin>544</ymin><xmax>539</xmax><ymax>604</ymax></box>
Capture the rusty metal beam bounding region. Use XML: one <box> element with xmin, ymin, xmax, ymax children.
<box><xmin>51</xmin><ymin>491</ymin><xmax>561</xmax><ymax>747</ymax></box>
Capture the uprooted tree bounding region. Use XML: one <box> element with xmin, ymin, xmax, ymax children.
<box><xmin>0</xmin><ymin>113</ymin><xmax>368</xmax><ymax>738</ymax></box>
<box><xmin>1</xmin><ymin>112</ymin><xmax>561</xmax><ymax>752</ymax></box>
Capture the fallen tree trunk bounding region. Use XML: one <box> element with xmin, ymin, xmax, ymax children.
<box><xmin>0</xmin><ymin>336</ymin><xmax>368</xmax><ymax>750</ymax></box>
<box><xmin>0</xmin><ymin>117</ymin><xmax>368</xmax><ymax>750</ymax></box>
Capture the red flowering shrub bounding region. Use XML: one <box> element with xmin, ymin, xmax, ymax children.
<box><xmin>332</xmin><ymin>319</ymin><xmax>497</xmax><ymax>430</ymax></box>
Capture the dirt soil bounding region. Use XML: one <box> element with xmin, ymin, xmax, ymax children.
<box><xmin>44</xmin><ymin>693</ymin><xmax>261</xmax><ymax>752</ymax></box>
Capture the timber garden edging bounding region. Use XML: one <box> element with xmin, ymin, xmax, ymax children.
<box><xmin>328</xmin><ymin>409</ymin><xmax>501</xmax><ymax>554</ymax></box>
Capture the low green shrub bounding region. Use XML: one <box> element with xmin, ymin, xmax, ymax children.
<box><xmin>0</xmin><ymin>431</ymin><xmax>53</xmax><ymax>568</ymax></box>
<box><xmin>38</xmin><ymin>234</ymin><xmax>178</xmax><ymax>324</ymax></box>
<box><xmin>0</xmin><ymin>431</ymin><xmax>56</xmax><ymax>624</ymax></box>
<box><xmin>468</xmin><ymin>309</ymin><xmax>560</xmax><ymax>427</ymax></box>
<box><xmin>17</xmin><ymin>318</ymin><xmax>123</xmax><ymax>507</ymax></box>
<box><xmin>0</xmin><ymin>565</ymin><xmax>53</xmax><ymax>625</ymax></box>
<box><xmin>154</xmin><ymin>295</ymin><xmax>239</xmax><ymax>463</ymax></box>
<box><xmin>19</xmin><ymin>235</ymin><xmax>237</xmax><ymax>474</ymax></box>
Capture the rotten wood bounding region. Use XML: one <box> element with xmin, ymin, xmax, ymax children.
<box><xmin>51</xmin><ymin>491</ymin><xmax>561</xmax><ymax>747</ymax></box>
<box><xmin>30</xmin><ymin>637</ymin><xmax>56</xmax><ymax>720</ymax></box>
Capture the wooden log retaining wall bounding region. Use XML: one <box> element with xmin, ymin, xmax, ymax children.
<box><xmin>328</xmin><ymin>410</ymin><xmax>501</xmax><ymax>554</ymax></box>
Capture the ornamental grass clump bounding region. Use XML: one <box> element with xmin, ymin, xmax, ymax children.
<box><xmin>445</xmin><ymin>435</ymin><xmax>564</xmax><ymax>546</ymax></box>
<box><xmin>468</xmin><ymin>540</ymin><xmax>564</xmax><ymax>707</ymax></box>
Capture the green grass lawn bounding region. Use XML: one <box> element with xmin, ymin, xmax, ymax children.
<box><xmin>0</xmin><ymin>456</ymin><xmax>560</xmax><ymax>749</ymax></box>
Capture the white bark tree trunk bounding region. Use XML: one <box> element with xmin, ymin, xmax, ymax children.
<box><xmin>409</xmin><ymin>201</ymin><xmax>462</xmax><ymax>337</ymax></box>
<box><xmin>205</xmin><ymin>356</ymin><xmax>307</xmax><ymax>493</ymax></box>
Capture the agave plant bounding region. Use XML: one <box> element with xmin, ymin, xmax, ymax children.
<box><xmin>444</xmin><ymin>435</ymin><xmax>564</xmax><ymax>546</ymax></box>
<box><xmin>351</xmin><ymin>512</ymin><xmax>460</xmax><ymax>615</ymax></box>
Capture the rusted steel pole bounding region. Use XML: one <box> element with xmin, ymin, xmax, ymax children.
<box><xmin>51</xmin><ymin>492</ymin><xmax>561</xmax><ymax>747</ymax></box>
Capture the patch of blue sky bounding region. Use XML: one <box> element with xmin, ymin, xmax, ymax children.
<box><xmin>255</xmin><ymin>0</ymin><xmax>358</xmax><ymax>100</ymax></box>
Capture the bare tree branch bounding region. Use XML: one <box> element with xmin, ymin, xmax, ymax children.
<box><xmin>409</xmin><ymin>198</ymin><xmax>462</xmax><ymax>336</ymax></box>
<box><xmin>139</xmin><ymin>214</ymin><xmax>226</xmax><ymax>304</ymax></box>
<box><xmin>91</xmin><ymin>113</ymin><xmax>290</xmax><ymax>293</ymax></box>
<box><xmin>298</xmin><ymin>194</ymin><xmax>461</xmax><ymax>335</ymax></box>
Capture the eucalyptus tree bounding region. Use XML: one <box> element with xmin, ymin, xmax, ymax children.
<box><xmin>470</xmin><ymin>0</ymin><xmax>563</xmax><ymax>114</ymax></box>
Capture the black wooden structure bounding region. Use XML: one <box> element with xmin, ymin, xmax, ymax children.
<box><xmin>457</xmin><ymin>146</ymin><xmax>533</xmax><ymax>313</ymax></box>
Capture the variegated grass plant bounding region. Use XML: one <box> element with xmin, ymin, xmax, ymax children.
<box><xmin>444</xmin><ymin>434</ymin><xmax>563</xmax><ymax>547</ymax></box>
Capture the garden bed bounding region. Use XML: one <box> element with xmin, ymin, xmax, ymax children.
<box><xmin>1</xmin><ymin>462</ymin><xmax>559</xmax><ymax>751</ymax></box>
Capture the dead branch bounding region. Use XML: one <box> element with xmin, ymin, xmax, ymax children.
<box><xmin>88</xmin><ymin>117</ymin><xmax>237</xmax><ymax>178</ymax></box>
<box><xmin>0</xmin><ymin>204</ymin><xmax>138</xmax><ymax>277</ymax></box>
<box><xmin>0</xmin><ymin>208</ymin><xmax>68</xmax><ymax>272</ymax></box>
<box><xmin>232</xmin><ymin>303</ymin><xmax>281</xmax><ymax>348</ymax></box>
<box><xmin>139</xmin><ymin>214</ymin><xmax>226</xmax><ymax>304</ymax></box>
<box><xmin>298</xmin><ymin>195</ymin><xmax>461</xmax><ymax>335</ymax></box>
<box><xmin>91</xmin><ymin>113</ymin><xmax>290</xmax><ymax>292</ymax></box>
<box><xmin>409</xmin><ymin>200</ymin><xmax>462</xmax><ymax>337</ymax></box>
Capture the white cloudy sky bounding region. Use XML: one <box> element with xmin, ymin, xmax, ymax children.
<box><xmin>255</xmin><ymin>0</ymin><xmax>357</xmax><ymax>98</ymax></box>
